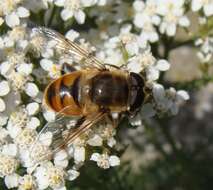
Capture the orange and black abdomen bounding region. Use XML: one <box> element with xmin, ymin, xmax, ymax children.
<box><xmin>44</xmin><ymin>71</ymin><xmax>82</xmax><ymax>116</ymax></box>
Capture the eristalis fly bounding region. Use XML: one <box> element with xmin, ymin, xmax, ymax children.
<box><xmin>30</xmin><ymin>27</ymin><xmax>149</xmax><ymax>164</ymax></box>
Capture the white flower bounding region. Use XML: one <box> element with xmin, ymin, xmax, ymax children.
<box><xmin>34</xmin><ymin>163</ymin><xmax>65</xmax><ymax>190</ymax></box>
<box><xmin>0</xmin><ymin>98</ymin><xmax>6</xmax><ymax>112</ymax></box>
<box><xmin>146</xmin><ymin>59</ymin><xmax>170</xmax><ymax>81</ymax></box>
<box><xmin>90</xmin><ymin>153</ymin><xmax>120</xmax><ymax>169</ymax></box>
<box><xmin>16</xmin><ymin>63</ymin><xmax>33</xmax><ymax>76</ymax></box>
<box><xmin>0</xmin><ymin>1</ymin><xmax>30</xmax><ymax>27</ymax></box>
<box><xmin>0</xmin><ymin>81</ymin><xmax>10</xmax><ymax>96</ymax></box>
<box><xmin>54</xmin><ymin>0</ymin><xmax>96</xmax><ymax>24</ymax></box>
<box><xmin>7</xmin><ymin>108</ymin><xmax>29</xmax><ymax>138</ymax></box>
<box><xmin>26</xmin><ymin>102</ymin><xmax>40</xmax><ymax>116</ymax></box>
<box><xmin>133</xmin><ymin>0</ymin><xmax>159</xmax><ymax>43</ymax></box>
<box><xmin>54</xmin><ymin>150</ymin><xmax>69</xmax><ymax>168</ymax></box>
<box><xmin>15</xmin><ymin>128</ymin><xmax>37</xmax><ymax>148</ymax></box>
<box><xmin>192</xmin><ymin>0</ymin><xmax>213</xmax><ymax>17</ymax></box>
<box><xmin>153</xmin><ymin>83</ymin><xmax>189</xmax><ymax>115</ymax></box>
<box><xmin>157</xmin><ymin>0</ymin><xmax>190</xmax><ymax>36</ymax></box>
<box><xmin>18</xmin><ymin>174</ymin><xmax>37</xmax><ymax>190</ymax></box>
<box><xmin>73</xmin><ymin>146</ymin><xmax>85</xmax><ymax>164</ymax></box>
<box><xmin>195</xmin><ymin>37</ymin><xmax>213</xmax><ymax>63</ymax></box>
<box><xmin>43</xmin><ymin>110</ymin><xmax>56</xmax><ymax>122</ymax></box>
<box><xmin>67</xmin><ymin>169</ymin><xmax>80</xmax><ymax>181</ymax></box>
<box><xmin>0</xmin><ymin>154</ymin><xmax>19</xmax><ymax>177</ymax></box>
<box><xmin>2</xmin><ymin>144</ymin><xmax>18</xmax><ymax>157</ymax></box>
<box><xmin>27</xmin><ymin>117</ymin><xmax>40</xmax><ymax>129</ymax></box>
<box><xmin>87</xmin><ymin>134</ymin><xmax>103</xmax><ymax>146</ymax></box>
<box><xmin>127</xmin><ymin>50</ymin><xmax>156</xmax><ymax>73</ymax></box>
<box><xmin>40</xmin><ymin>59</ymin><xmax>61</xmax><ymax>79</ymax></box>
<box><xmin>65</xmin><ymin>29</ymin><xmax>80</xmax><ymax>41</ymax></box>
<box><xmin>25</xmin><ymin>83</ymin><xmax>39</xmax><ymax>98</ymax></box>
<box><xmin>5</xmin><ymin>173</ymin><xmax>19</xmax><ymax>189</ymax></box>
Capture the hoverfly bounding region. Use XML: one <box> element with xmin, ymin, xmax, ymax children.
<box><xmin>30</xmin><ymin>27</ymin><xmax>148</xmax><ymax>164</ymax></box>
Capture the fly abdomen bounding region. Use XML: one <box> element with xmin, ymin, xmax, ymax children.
<box><xmin>45</xmin><ymin>72</ymin><xmax>82</xmax><ymax>115</ymax></box>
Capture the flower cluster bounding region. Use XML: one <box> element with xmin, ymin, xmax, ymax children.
<box><xmin>133</xmin><ymin>0</ymin><xmax>190</xmax><ymax>42</ymax></box>
<box><xmin>1</xmin><ymin>0</ymin><xmax>211</xmax><ymax>189</ymax></box>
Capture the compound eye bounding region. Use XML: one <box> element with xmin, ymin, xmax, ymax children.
<box><xmin>129</xmin><ymin>73</ymin><xmax>145</xmax><ymax>113</ymax></box>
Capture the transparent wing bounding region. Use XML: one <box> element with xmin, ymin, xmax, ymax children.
<box><xmin>30</xmin><ymin>109</ymin><xmax>105</xmax><ymax>165</ymax></box>
<box><xmin>29</xmin><ymin>113</ymin><xmax>75</xmax><ymax>165</ymax></box>
<box><xmin>34</xmin><ymin>27</ymin><xmax>106</xmax><ymax>70</ymax></box>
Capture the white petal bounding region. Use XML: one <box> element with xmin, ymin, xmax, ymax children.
<box><xmin>17</xmin><ymin>7</ymin><xmax>30</xmax><ymax>18</ymax></box>
<box><xmin>90</xmin><ymin>153</ymin><xmax>100</xmax><ymax>162</ymax></box>
<box><xmin>74</xmin><ymin>10</ymin><xmax>86</xmax><ymax>24</ymax></box>
<box><xmin>74</xmin><ymin>147</ymin><xmax>85</xmax><ymax>163</ymax></box>
<box><xmin>133</xmin><ymin>1</ymin><xmax>145</xmax><ymax>12</ymax></box>
<box><xmin>0</xmin><ymin>81</ymin><xmax>10</xmax><ymax>96</ymax></box>
<box><xmin>129</xmin><ymin>114</ymin><xmax>142</xmax><ymax>126</ymax></box>
<box><xmin>204</xmin><ymin>4</ymin><xmax>213</xmax><ymax>16</ymax></box>
<box><xmin>67</xmin><ymin>169</ymin><xmax>80</xmax><ymax>181</ymax></box>
<box><xmin>126</xmin><ymin>42</ymin><xmax>139</xmax><ymax>56</ymax></box>
<box><xmin>5</xmin><ymin>174</ymin><xmax>19</xmax><ymax>189</ymax></box>
<box><xmin>107</xmin><ymin>137</ymin><xmax>116</xmax><ymax>147</ymax></box>
<box><xmin>54</xmin><ymin>150</ymin><xmax>68</xmax><ymax>161</ymax></box>
<box><xmin>40</xmin><ymin>59</ymin><xmax>53</xmax><ymax>71</ymax></box>
<box><xmin>27</xmin><ymin>117</ymin><xmax>40</xmax><ymax>129</ymax></box>
<box><xmin>25</xmin><ymin>83</ymin><xmax>39</xmax><ymax>97</ymax></box>
<box><xmin>133</xmin><ymin>13</ymin><xmax>145</xmax><ymax>28</ymax></box>
<box><xmin>7</xmin><ymin>124</ymin><xmax>21</xmax><ymax>139</ymax></box>
<box><xmin>191</xmin><ymin>0</ymin><xmax>203</xmax><ymax>11</ymax></box>
<box><xmin>152</xmin><ymin>83</ymin><xmax>165</xmax><ymax>101</ymax></box>
<box><xmin>61</xmin><ymin>9</ymin><xmax>73</xmax><ymax>21</ymax></box>
<box><xmin>0</xmin><ymin>61</ymin><xmax>12</xmax><ymax>76</ymax></box>
<box><xmin>156</xmin><ymin>59</ymin><xmax>170</xmax><ymax>71</ymax></box>
<box><xmin>5</xmin><ymin>13</ymin><xmax>20</xmax><ymax>27</ymax></box>
<box><xmin>166</xmin><ymin>24</ymin><xmax>176</xmax><ymax>36</ymax></box>
<box><xmin>0</xmin><ymin>98</ymin><xmax>6</xmax><ymax>112</ymax></box>
<box><xmin>17</xmin><ymin>63</ymin><xmax>33</xmax><ymax>76</ymax></box>
<box><xmin>2</xmin><ymin>144</ymin><xmax>17</xmax><ymax>157</ymax></box>
<box><xmin>54</xmin><ymin>150</ymin><xmax>68</xmax><ymax>168</ymax></box>
<box><xmin>87</xmin><ymin>134</ymin><xmax>103</xmax><ymax>146</ymax></box>
<box><xmin>177</xmin><ymin>90</ymin><xmax>190</xmax><ymax>101</ymax></box>
<box><xmin>54</xmin><ymin>0</ymin><xmax>65</xmax><ymax>6</ymax></box>
<box><xmin>54</xmin><ymin>159</ymin><xmax>68</xmax><ymax>168</ymax></box>
<box><xmin>43</xmin><ymin>110</ymin><xmax>56</xmax><ymax>122</ymax></box>
<box><xmin>109</xmin><ymin>156</ymin><xmax>120</xmax><ymax>167</ymax></box>
<box><xmin>149</xmin><ymin>32</ymin><xmax>159</xmax><ymax>43</ymax></box>
<box><xmin>146</xmin><ymin>67</ymin><xmax>159</xmax><ymax>81</ymax></box>
<box><xmin>65</xmin><ymin>30</ymin><xmax>79</xmax><ymax>41</ymax></box>
<box><xmin>26</xmin><ymin>102</ymin><xmax>40</xmax><ymax>116</ymax></box>
<box><xmin>179</xmin><ymin>16</ymin><xmax>190</xmax><ymax>27</ymax></box>
<box><xmin>39</xmin><ymin>132</ymin><xmax>53</xmax><ymax>146</ymax></box>
<box><xmin>0</xmin><ymin>17</ymin><xmax>4</xmax><ymax>26</ymax></box>
<box><xmin>81</xmin><ymin>0</ymin><xmax>97</xmax><ymax>7</ymax></box>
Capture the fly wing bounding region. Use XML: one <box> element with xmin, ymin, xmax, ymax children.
<box><xmin>30</xmin><ymin>109</ymin><xmax>105</xmax><ymax>165</ymax></box>
<box><xmin>33</xmin><ymin>27</ymin><xmax>106</xmax><ymax>71</ymax></box>
<box><xmin>29</xmin><ymin>113</ymin><xmax>76</xmax><ymax>165</ymax></box>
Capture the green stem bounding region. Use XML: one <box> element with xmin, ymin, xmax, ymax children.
<box><xmin>170</xmin><ymin>39</ymin><xmax>195</xmax><ymax>49</ymax></box>
<box><xmin>47</xmin><ymin>5</ymin><xmax>56</xmax><ymax>27</ymax></box>
<box><xmin>169</xmin><ymin>75</ymin><xmax>213</xmax><ymax>91</ymax></box>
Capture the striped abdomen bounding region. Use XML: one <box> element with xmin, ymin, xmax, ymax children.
<box><xmin>44</xmin><ymin>71</ymin><xmax>82</xmax><ymax>115</ymax></box>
